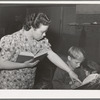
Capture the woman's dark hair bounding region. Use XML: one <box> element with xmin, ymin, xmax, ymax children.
<box><xmin>23</xmin><ymin>13</ymin><xmax>51</xmax><ymax>31</ymax></box>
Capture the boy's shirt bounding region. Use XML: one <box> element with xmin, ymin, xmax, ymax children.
<box><xmin>52</xmin><ymin>67</ymin><xmax>71</xmax><ymax>89</ymax></box>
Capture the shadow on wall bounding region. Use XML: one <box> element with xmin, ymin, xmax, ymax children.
<box><xmin>56</xmin><ymin>34</ymin><xmax>80</xmax><ymax>55</ymax></box>
<box><xmin>46</xmin><ymin>29</ymin><xmax>61</xmax><ymax>53</ymax></box>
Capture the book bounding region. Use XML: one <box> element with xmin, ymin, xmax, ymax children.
<box><xmin>16</xmin><ymin>51</ymin><xmax>47</xmax><ymax>63</ymax></box>
<box><xmin>75</xmin><ymin>73</ymin><xmax>99</xmax><ymax>89</ymax></box>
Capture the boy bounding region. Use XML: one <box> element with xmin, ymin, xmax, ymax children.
<box><xmin>52</xmin><ymin>46</ymin><xmax>85</xmax><ymax>89</ymax></box>
<box><xmin>76</xmin><ymin>60</ymin><xmax>100</xmax><ymax>89</ymax></box>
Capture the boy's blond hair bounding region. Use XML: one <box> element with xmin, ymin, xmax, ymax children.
<box><xmin>68</xmin><ymin>46</ymin><xmax>85</xmax><ymax>61</ymax></box>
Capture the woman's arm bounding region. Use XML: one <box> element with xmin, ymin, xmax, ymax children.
<box><xmin>47</xmin><ymin>50</ymin><xmax>81</xmax><ymax>82</ymax></box>
<box><xmin>0</xmin><ymin>58</ymin><xmax>39</xmax><ymax>69</ymax></box>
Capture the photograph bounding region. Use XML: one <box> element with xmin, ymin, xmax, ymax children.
<box><xmin>0</xmin><ymin>1</ymin><xmax>100</xmax><ymax>98</ymax></box>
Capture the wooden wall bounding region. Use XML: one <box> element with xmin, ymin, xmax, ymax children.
<box><xmin>0</xmin><ymin>4</ymin><xmax>100</xmax><ymax>63</ymax></box>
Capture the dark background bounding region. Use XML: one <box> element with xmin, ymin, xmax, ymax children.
<box><xmin>0</xmin><ymin>4</ymin><xmax>100</xmax><ymax>63</ymax></box>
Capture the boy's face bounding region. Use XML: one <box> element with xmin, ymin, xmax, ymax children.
<box><xmin>68</xmin><ymin>56</ymin><xmax>83</xmax><ymax>70</ymax></box>
<box><xmin>84</xmin><ymin>69</ymin><xmax>90</xmax><ymax>76</ymax></box>
<box><xmin>84</xmin><ymin>69</ymin><xmax>97</xmax><ymax>77</ymax></box>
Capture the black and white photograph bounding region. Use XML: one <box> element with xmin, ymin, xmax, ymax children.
<box><xmin>0</xmin><ymin>1</ymin><xmax>100</xmax><ymax>98</ymax></box>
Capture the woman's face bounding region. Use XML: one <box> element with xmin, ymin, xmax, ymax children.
<box><xmin>32</xmin><ymin>24</ymin><xmax>49</xmax><ymax>40</ymax></box>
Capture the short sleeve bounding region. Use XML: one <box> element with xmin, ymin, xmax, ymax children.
<box><xmin>0</xmin><ymin>35</ymin><xmax>16</xmax><ymax>61</ymax></box>
<box><xmin>40</xmin><ymin>38</ymin><xmax>51</xmax><ymax>50</ymax></box>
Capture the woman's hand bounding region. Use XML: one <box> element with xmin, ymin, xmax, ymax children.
<box><xmin>23</xmin><ymin>59</ymin><xmax>39</xmax><ymax>68</ymax></box>
<box><xmin>0</xmin><ymin>58</ymin><xmax>39</xmax><ymax>69</ymax></box>
<box><xmin>70</xmin><ymin>81</ymin><xmax>82</xmax><ymax>89</ymax></box>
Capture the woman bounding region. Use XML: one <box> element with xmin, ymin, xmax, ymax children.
<box><xmin>0</xmin><ymin>13</ymin><xmax>79</xmax><ymax>89</ymax></box>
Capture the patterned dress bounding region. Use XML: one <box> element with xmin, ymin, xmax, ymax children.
<box><xmin>0</xmin><ymin>29</ymin><xmax>51</xmax><ymax>89</ymax></box>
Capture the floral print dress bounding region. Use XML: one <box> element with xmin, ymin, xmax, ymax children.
<box><xmin>0</xmin><ymin>29</ymin><xmax>51</xmax><ymax>89</ymax></box>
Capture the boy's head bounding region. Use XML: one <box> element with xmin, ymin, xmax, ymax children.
<box><xmin>82</xmin><ymin>60</ymin><xmax>99</xmax><ymax>76</ymax></box>
<box><xmin>67</xmin><ymin>46</ymin><xmax>85</xmax><ymax>70</ymax></box>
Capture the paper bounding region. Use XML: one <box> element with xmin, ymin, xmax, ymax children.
<box><xmin>75</xmin><ymin>73</ymin><xmax>99</xmax><ymax>89</ymax></box>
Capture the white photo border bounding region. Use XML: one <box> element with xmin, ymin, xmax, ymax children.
<box><xmin>0</xmin><ymin>1</ymin><xmax>100</xmax><ymax>99</ymax></box>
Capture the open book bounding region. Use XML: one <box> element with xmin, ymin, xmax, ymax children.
<box><xmin>16</xmin><ymin>51</ymin><xmax>47</xmax><ymax>63</ymax></box>
<box><xmin>76</xmin><ymin>73</ymin><xmax>99</xmax><ymax>89</ymax></box>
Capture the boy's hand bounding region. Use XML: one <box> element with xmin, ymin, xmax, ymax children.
<box><xmin>23</xmin><ymin>59</ymin><xmax>39</xmax><ymax>68</ymax></box>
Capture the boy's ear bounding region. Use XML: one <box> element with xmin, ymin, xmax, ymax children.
<box><xmin>68</xmin><ymin>56</ymin><xmax>71</xmax><ymax>61</ymax></box>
